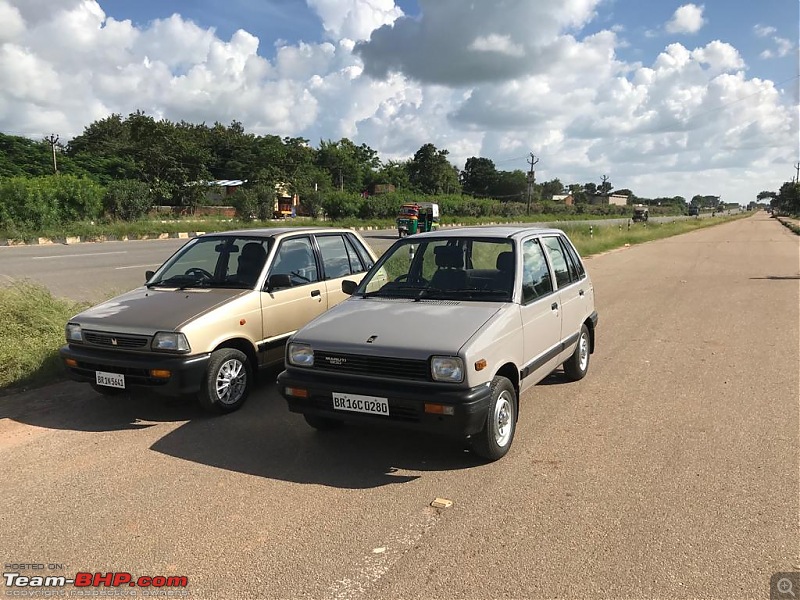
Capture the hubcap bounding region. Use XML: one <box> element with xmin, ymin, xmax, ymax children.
<box><xmin>215</xmin><ymin>358</ymin><xmax>246</xmax><ymax>405</ymax></box>
<box><xmin>578</xmin><ymin>332</ymin><xmax>589</xmax><ymax>371</ymax></box>
<box><xmin>493</xmin><ymin>391</ymin><xmax>514</xmax><ymax>447</ymax></box>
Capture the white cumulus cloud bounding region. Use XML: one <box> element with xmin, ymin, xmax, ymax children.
<box><xmin>665</xmin><ymin>4</ymin><xmax>706</xmax><ymax>35</ymax></box>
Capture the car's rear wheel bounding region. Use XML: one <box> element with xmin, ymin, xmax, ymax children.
<box><xmin>563</xmin><ymin>324</ymin><xmax>591</xmax><ymax>381</ymax></box>
<box><xmin>470</xmin><ymin>376</ymin><xmax>516</xmax><ymax>461</ymax></box>
<box><xmin>303</xmin><ymin>414</ymin><xmax>344</xmax><ymax>431</ymax></box>
<box><xmin>198</xmin><ymin>348</ymin><xmax>252</xmax><ymax>414</ymax></box>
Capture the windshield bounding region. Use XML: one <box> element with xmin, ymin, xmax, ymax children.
<box><xmin>357</xmin><ymin>237</ymin><xmax>515</xmax><ymax>301</ymax></box>
<box><xmin>147</xmin><ymin>236</ymin><xmax>272</xmax><ymax>289</ymax></box>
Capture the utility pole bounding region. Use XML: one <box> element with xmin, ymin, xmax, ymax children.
<box><xmin>794</xmin><ymin>162</ymin><xmax>799</xmax><ymax>183</ymax></box>
<box><xmin>45</xmin><ymin>134</ymin><xmax>59</xmax><ymax>174</ymax></box>
<box><xmin>526</xmin><ymin>153</ymin><xmax>539</xmax><ymax>215</ymax></box>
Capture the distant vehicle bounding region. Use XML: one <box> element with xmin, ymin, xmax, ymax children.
<box><xmin>397</xmin><ymin>202</ymin><xmax>439</xmax><ymax>237</ymax></box>
<box><xmin>632</xmin><ymin>204</ymin><xmax>649</xmax><ymax>222</ymax></box>
<box><xmin>688</xmin><ymin>206</ymin><xmax>700</xmax><ymax>216</ymax></box>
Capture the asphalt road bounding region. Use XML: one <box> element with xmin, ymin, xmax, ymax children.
<box><xmin>1</xmin><ymin>212</ymin><xmax>797</xmax><ymax>599</ymax></box>
<box><xmin>0</xmin><ymin>212</ymin><xmax>730</xmax><ymax>303</ymax></box>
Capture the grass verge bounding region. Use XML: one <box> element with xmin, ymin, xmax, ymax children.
<box><xmin>0</xmin><ymin>212</ymin><xmax>749</xmax><ymax>394</ymax></box>
<box><xmin>0</xmin><ymin>281</ymin><xmax>89</xmax><ymax>394</ymax></box>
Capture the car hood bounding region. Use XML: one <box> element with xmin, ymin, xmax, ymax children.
<box><xmin>294</xmin><ymin>297</ymin><xmax>503</xmax><ymax>357</ymax></box>
<box><xmin>70</xmin><ymin>286</ymin><xmax>249</xmax><ymax>333</ymax></box>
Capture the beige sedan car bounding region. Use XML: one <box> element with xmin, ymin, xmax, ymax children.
<box><xmin>60</xmin><ymin>227</ymin><xmax>378</xmax><ymax>413</ymax></box>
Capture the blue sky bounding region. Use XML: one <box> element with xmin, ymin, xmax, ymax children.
<box><xmin>0</xmin><ymin>0</ymin><xmax>797</xmax><ymax>203</ymax></box>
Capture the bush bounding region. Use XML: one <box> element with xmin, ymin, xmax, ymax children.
<box><xmin>103</xmin><ymin>179</ymin><xmax>153</xmax><ymax>221</ymax></box>
<box><xmin>321</xmin><ymin>192</ymin><xmax>360</xmax><ymax>220</ymax></box>
<box><xmin>0</xmin><ymin>175</ymin><xmax>103</xmax><ymax>230</ymax></box>
<box><xmin>230</xmin><ymin>188</ymin><xmax>258</xmax><ymax>221</ymax></box>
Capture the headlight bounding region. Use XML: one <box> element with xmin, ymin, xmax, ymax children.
<box><xmin>431</xmin><ymin>356</ymin><xmax>464</xmax><ymax>382</ymax></box>
<box><xmin>152</xmin><ymin>332</ymin><xmax>191</xmax><ymax>353</ymax></box>
<box><xmin>288</xmin><ymin>342</ymin><xmax>314</xmax><ymax>367</ymax></box>
<box><xmin>66</xmin><ymin>323</ymin><xmax>83</xmax><ymax>342</ymax></box>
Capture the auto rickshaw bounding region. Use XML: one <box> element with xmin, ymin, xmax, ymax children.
<box><xmin>397</xmin><ymin>202</ymin><xmax>439</xmax><ymax>237</ymax></box>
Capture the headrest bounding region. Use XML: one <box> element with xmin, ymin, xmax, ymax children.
<box><xmin>496</xmin><ymin>251</ymin><xmax>514</xmax><ymax>272</ymax></box>
<box><xmin>241</xmin><ymin>242</ymin><xmax>266</xmax><ymax>262</ymax></box>
<box><xmin>434</xmin><ymin>245</ymin><xmax>463</xmax><ymax>269</ymax></box>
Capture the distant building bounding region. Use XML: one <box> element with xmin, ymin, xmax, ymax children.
<box><xmin>591</xmin><ymin>193</ymin><xmax>628</xmax><ymax>207</ymax></box>
<box><xmin>552</xmin><ymin>194</ymin><xmax>574</xmax><ymax>206</ymax></box>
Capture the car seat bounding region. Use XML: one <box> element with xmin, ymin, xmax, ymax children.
<box><xmin>237</xmin><ymin>242</ymin><xmax>267</xmax><ymax>286</ymax></box>
<box><xmin>429</xmin><ymin>246</ymin><xmax>467</xmax><ymax>290</ymax></box>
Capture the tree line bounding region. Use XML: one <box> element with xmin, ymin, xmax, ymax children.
<box><xmin>0</xmin><ymin>111</ymin><xmax>741</xmax><ymax>231</ymax></box>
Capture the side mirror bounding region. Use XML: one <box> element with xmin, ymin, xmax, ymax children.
<box><xmin>341</xmin><ymin>280</ymin><xmax>358</xmax><ymax>295</ymax></box>
<box><xmin>267</xmin><ymin>273</ymin><xmax>292</xmax><ymax>291</ymax></box>
<box><xmin>145</xmin><ymin>270</ymin><xmax>155</xmax><ymax>281</ymax></box>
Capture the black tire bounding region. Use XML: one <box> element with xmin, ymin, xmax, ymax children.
<box><xmin>90</xmin><ymin>382</ymin><xmax>126</xmax><ymax>396</ymax></box>
<box><xmin>198</xmin><ymin>348</ymin><xmax>252</xmax><ymax>414</ymax></box>
<box><xmin>470</xmin><ymin>376</ymin><xmax>516</xmax><ymax>461</ymax></box>
<box><xmin>303</xmin><ymin>414</ymin><xmax>344</xmax><ymax>431</ymax></box>
<box><xmin>563</xmin><ymin>324</ymin><xmax>591</xmax><ymax>381</ymax></box>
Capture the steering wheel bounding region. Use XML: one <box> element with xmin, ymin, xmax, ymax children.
<box><xmin>185</xmin><ymin>267</ymin><xmax>213</xmax><ymax>280</ymax></box>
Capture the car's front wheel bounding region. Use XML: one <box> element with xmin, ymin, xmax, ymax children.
<box><xmin>198</xmin><ymin>348</ymin><xmax>252</xmax><ymax>414</ymax></box>
<box><xmin>470</xmin><ymin>376</ymin><xmax>517</xmax><ymax>461</ymax></box>
<box><xmin>563</xmin><ymin>324</ymin><xmax>591</xmax><ymax>381</ymax></box>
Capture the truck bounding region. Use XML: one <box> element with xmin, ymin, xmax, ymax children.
<box><xmin>632</xmin><ymin>204</ymin><xmax>649</xmax><ymax>222</ymax></box>
<box><xmin>396</xmin><ymin>202</ymin><xmax>439</xmax><ymax>237</ymax></box>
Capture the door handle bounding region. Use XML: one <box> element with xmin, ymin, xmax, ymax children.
<box><xmin>579</xmin><ymin>289</ymin><xmax>585</xmax><ymax>296</ymax></box>
<box><xmin>310</xmin><ymin>289</ymin><xmax>321</xmax><ymax>297</ymax></box>
<box><xmin>551</xmin><ymin>302</ymin><xmax>558</xmax><ymax>311</ymax></box>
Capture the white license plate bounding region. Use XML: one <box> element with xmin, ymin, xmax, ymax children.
<box><xmin>96</xmin><ymin>371</ymin><xmax>125</xmax><ymax>389</ymax></box>
<box><xmin>332</xmin><ymin>392</ymin><xmax>389</xmax><ymax>416</ymax></box>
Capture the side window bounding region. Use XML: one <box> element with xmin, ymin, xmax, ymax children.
<box><xmin>542</xmin><ymin>236</ymin><xmax>572</xmax><ymax>288</ymax></box>
<box><xmin>561</xmin><ymin>236</ymin><xmax>585</xmax><ymax>279</ymax></box>
<box><xmin>269</xmin><ymin>237</ymin><xmax>319</xmax><ymax>286</ymax></box>
<box><xmin>317</xmin><ymin>235</ymin><xmax>355</xmax><ymax>279</ymax></box>
<box><xmin>346</xmin><ymin>233</ymin><xmax>374</xmax><ymax>271</ymax></box>
<box><xmin>521</xmin><ymin>239</ymin><xmax>553</xmax><ymax>303</ymax></box>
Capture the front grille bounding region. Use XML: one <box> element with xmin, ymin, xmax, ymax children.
<box><xmin>314</xmin><ymin>351</ymin><xmax>429</xmax><ymax>381</ymax></box>
<box><xmin>84</xmin><ymin>331</ymin><xmax>150</xmax><ymax>349</ymax></box>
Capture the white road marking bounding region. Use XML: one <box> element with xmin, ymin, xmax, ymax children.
<box><xmin>32</xmin><ymin>251</ymin><xmax>128</xmax><ymax>260</ymax></box>
<box><xmin>114</xmin><ymin>263</ymin><xmax>161</xmax><ymax>270</ymax></box>
<box><xmin>328</xmin><ymin>506</ymin><xmax>440</xmax><ymax>599</ymax></box>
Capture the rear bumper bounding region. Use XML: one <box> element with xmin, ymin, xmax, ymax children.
<box><xmin>277</xmin><ymin>369</ymin><xmax>493</xmax><ymax>438</ymax></box>
<box><xmin>59</xmin><ymin>344</ymin><xmax>210</xmax><ymax>397</ymax></box>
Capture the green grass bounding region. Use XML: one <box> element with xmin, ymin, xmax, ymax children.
<box><xmin>560</xmin><ymin>213</ymin><xmax>751</xmax><ymax>257</ymax></box>
<box><xmin>0</xmin><ymin>212</ymin><xmax>749</xmax><ymax>394</ymax></box>
<box><xmin>0</xmin><ymin>281</ymin><xmax>89</xmax><ymax>393</ymax></box>
<box><xmin>0</xmin><ymin>211</ymin><xmax>689</xmax><ymax>241</ymax></box>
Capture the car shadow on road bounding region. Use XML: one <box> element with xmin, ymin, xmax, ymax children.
<box><xmin>150</xmin><ymin>380</ymin><xmax>482</xmax><ymax>489</ymax></box>
<box><xmin>2</xmin><ymin>374</ymin><xmax>482</xmax><ymax>488</ymax></box>
<box><xmin>0</xmin><ymin>379</ymin><xmax>210</xmax><ymax>432</ymax></box>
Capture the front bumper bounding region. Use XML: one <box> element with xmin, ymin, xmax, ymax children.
<box><xmin>277</xmin><ymin>368</ymin><xmax>493</xmax><ymax>438</ymax></box>
<box><xmin>59</xmin><ymin>344</ymin><xmax>210</xmax><ymax>397</ymax></box>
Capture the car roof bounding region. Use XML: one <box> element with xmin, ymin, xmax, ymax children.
<box><xmin>411</xmin><ymin>225</ymin><xmax>566</xmax><ymax>241</ymax></box>
<box><xmin>198</xmin><ymin>227</ymin><xmax>357</xmax><ymax>239</ymax></box>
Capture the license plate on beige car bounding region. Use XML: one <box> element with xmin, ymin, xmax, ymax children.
<box><xmin>96</xmin><ymin>371</ymin><xmax>125</xmax><ymax>389</ymax></box>
<box><xmin>332</xmin><ymin>392</ymin><xmax>389</xmax><ymax>416</ymax></box>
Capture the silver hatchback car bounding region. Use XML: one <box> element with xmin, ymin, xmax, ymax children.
<box><xmin>278</xmin><ymin>226</ymin><xmax>598</xmax><ymax>461</ymax></box>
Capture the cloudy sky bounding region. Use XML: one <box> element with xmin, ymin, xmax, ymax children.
<box><xmin>0</xmin><ymin>0</ymin><xmax>797</xmax><ymax>203</ymax></box>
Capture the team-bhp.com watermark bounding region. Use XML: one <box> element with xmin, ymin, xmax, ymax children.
<box><xmin>4</xmin><ymin>564</ymin><xmax>188</xmax><ymax>597</ymax></box>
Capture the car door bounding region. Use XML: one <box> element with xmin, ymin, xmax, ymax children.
<box><xmin>314</xmin><ymin>232</ymin><xmax>374</xmax><ymax>306</ymax></box>
<box><xmin>258</xmin><ymin>235</ymin><xmax>327</xmax><ymax>365</ymax></box>
<box><xmin>519</xmin><ymin>237</ymin><xmax>562</xmax><ymax>391</ymax></box>
<box><xmin>541</xmin><ymin>235</ymin><xmax>587</xmax><ymax>361</ymax></box>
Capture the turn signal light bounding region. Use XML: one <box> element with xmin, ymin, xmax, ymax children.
<box><xmin>149</xmin><ymin>369</ymin><xmax>171</xmax><ymax>379</ymax></box>
<box><xmin>474</xmin><ymin>359</ymin><xmax>487</xmax><ymax>371</ymax></box>
<box><xmin>425</xmin><ymin>403</ymin><xmax>454</xmax><ymax>415</ymax></box>
<box><xmin>285</xmin><ymin>387</ymin><xmax>309</xmax><ymax>398</ymax></box>
<box><xmin>64</xmin><ymin>358</ymin><xmax>78</xmax><ymax>368</ymax></box>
